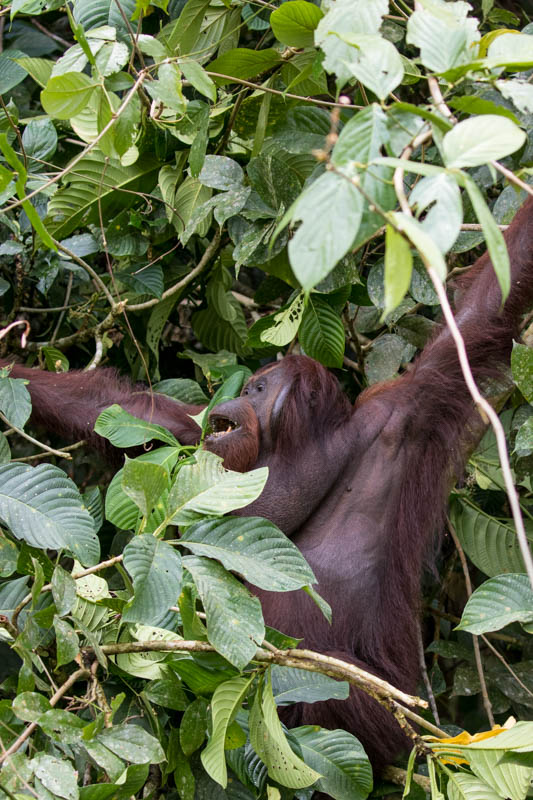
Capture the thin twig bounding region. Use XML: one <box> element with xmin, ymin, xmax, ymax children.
<box><xmin>417</xmin><ymin>624</ymin><xmax>440</xmax><ymax>725</ymax></box>
<box><xmin>206</xmin><ymin>72</ymin><xmax>363</xmax><ymax>109</ymax></box>
<box><xmin>0</xmin><ymin>411</ymin><xmax>72</xmax><ymax>459</ymax></box>
<box><xmin>55</xmin><ymin>240</ymin><xmax>115</xmax><ymax>307</ymax></box>
<box><xmin>12</xmin><ymin>440</ymin><xmax>87</xmax><ymax>463</ymax></box>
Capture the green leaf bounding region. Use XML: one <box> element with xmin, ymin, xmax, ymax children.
<box><xmin>315</xmin><ymin>0</ymin><xmax>388</xmax><ymax>86</ymax></box>
<box><xmin>461</xmin><ymin>174</ymin><xmax>510</xmax><ymax>301</ymax></box>
<box><xmin>53</xmin><ymin>615</ymin><xmax>80</xmax><ymax>666</ymax></box>
<box><xmin>46</xmin><ymin>151</ymin><xmax>159</xmax><ymax>240</ymax></box>
<box><xmin>181</xmin><ymin>516</ymin><xmax>315</xmax><ymax>590</ymax></box>
<box><xmin>153</xmin><ymin>378</ymin><xmax>208</xmax><ymax>405</ymax></box>
<box><xmin>443</xmin><ymin>116</ymin><xmax>526</xmax><ymax>169</ymax></box>
<box><xmin>13</xmin><ymin>691</ymin><xmax>51</xmax><ymax>723</ymax></box>
<box><xmin>271</xmin><ymin>666</ymin><xmax>349</xmax><ymax>705</ymax></box>
<box><xmin>299</xmin><ymin>295</ymin><xmax>345</xmax><ymax>367</ymax></box>
<box><xmin>106</xmin><ymin>448</ymin><xmax>179</xmax><ymax>530</ymax></box>
<box><xmin>451</xmin><ymin>499</ymin><xmax>533</xmax><ymax>577</ymax></box>
<box><xmin>143</xmin><ymin>674</ymin><xmax>188</xmax><ymax>711</ymax></box>
<box><xmin>181</xmin><ymin>59</ymin><xmax>217</xmax><ymax>102</ymax></box>
<box><xmin>259</xmin><ymin>293</ymin><xmax>306</xmax><ymax>347</ymax></box>
<box><xmin>332</xmin><ymin>104</ymin><xmax>395</xmax><ymax>250</ymax></box>
<box><xmin>511</xmin><ymin>342</ymin><xmax>533</xmax><ymax>402</ymax></box>
<box><xmin>94</xmin><ymin>404</ymin><xmax>179</xmax><ymax>448</ymax></box>
<box><xmin>468</xmin><ymin>748</ymin><xmax>533</xmax><ymax>800</ymax></box>
<box><xmin>201</xmin><ymin>676</ymin><xmax>253</xmax><ymax>786</ymax></box>
<box><xmin>288</xmin><ymin>171</ymin><xmax>363</xmax><ymax>291</ymax></box>
<box><xmin>14</xmin><ymin>57</ymin><xmax>53</xmax><ymax>88</ymax></box>
<box><xmin>41</xmin><ymin>72</ymin><xmax>98</xmax><ymax>119</ymax></box>
<box><xmin>199</xmin><ymin>155</ymin><xmax>244</xmax><ymax>190</ymax></box>
<box><xmin>249</xmin><ymin>676</ymin><xmax>320</xmax><ymax>788</ymax></box>
<box><xmin>496</xmin><ymin>79</ymin><xmax>533</xmax><ymax>114</ymax></box>
<box><xmin>447</xmin><ymin>772</ymin><xmax>503</xmax><ymax>800</ymax></box>
<box><xmin>122</xmin><ymin>457</ymin><xmax>170</xmax><ymax>519</ymax></box>
<box><xmin>96</xmin><ymin>724</ymin><xmax>165</xmax><ymax>764</ymax></box>
<box><xmin>72</xmin><ymin>0</ymin><xmax>137</xmax><ymax>38</ymax></box>
<box><xmin>180</xmin><ymin>697</ymin><xmax>209</xmax><ymax>755</ymax></box>
<box><xmin>387</xmin><ymin>211</ymin><xmax>447</xmax><ymax>282</ymax></box>
<box><xmin>167</xmin><ymin>450</ymin><xmax>268</xmax><ymax>525</ymax></box>
<box><xmin>456</xmin><ymin>574</ymin><xmax>533</xmax><ymax>634</ymax></box>
<box><xmin>42</xmin><ymin>346</ymin><xmax>69</xmax><ymax>373</ymax></box>
<box><xmin>122</xmin><ymin>535</ymin><xmax>182</xmax><ymax>624</ymax></box>
<box><xmin>0</xmin><ymin>375</ymin><xmax>31</xmax><ymax>429</ymax></box>
<box><xmin>0</xmin><ymin>463</ymin><xmax>99</xmax><ymax>566</ymax></box>
<box><xmin>51</xmin><ymin>565</ymin><xmax>77</xmax><ymax>616</ymax></box>
<box><xmin>409</xmin><ymin>173</ymin><xmax>462</xmax><ymax>255</ymax></box>
<box><xmin>339</xmin><ymin>34</ymin><xmax>403</xmax><ymax>100</ymax></box>
<box><xmin>148</xmin><ymin>62</ymin><xmax>187</xmax><ymax>113</ymax></box>
<box><xmin>32</xmin><ymin>753</ymin><xmax>79</xmax><ymax>800</ymax></box>
<box><xmin>270</xmin><ymin>1</ymin><xmax>323</xmax><ymax>48</ymax></box>
<box><xmin>163</xmin><ymin>0</ymin><xmax>211</xmax><ymax>55</ymax></box>
<box><xmin>207</xmin><ymin>48</ymin><xmax>281</xmax><ymax>85</ymax></box>
<box><xmin>406</xmin><ymin>2</ymin><xmax>478</xmax><ymax>74</ymax></box>
<box><xmin>185</xmin><ymin>555</ymin><xmax>265</xmax><ymax>669</ymax></box>
<box><xmin>290</xmin><ymin>726</ymin><xmax>372</xmax><ymax>800</ymax></box>
<box><xmin>383</xmin><ymin>225</ymin><xmax>412</xmax><ymax>318</ymax></box>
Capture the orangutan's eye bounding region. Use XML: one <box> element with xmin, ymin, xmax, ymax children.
<box><xmin>243</xmin><ymin>388</ymin><xmax>249</xmax><ymax>395</ymax></box>
<box><xmin>256</xmin><ymin>384</ymin><xmax>264</xmax><ymax>392</ymax></box>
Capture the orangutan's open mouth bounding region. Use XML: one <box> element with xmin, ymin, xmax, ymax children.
<box><xmin>206</xmin><ymin>415</ymin><xmax>240</xmax><ymax>439</ymax></box>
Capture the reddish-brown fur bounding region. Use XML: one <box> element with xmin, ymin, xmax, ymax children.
<box><xmin>5</xmin><ymin>196</ymin><xmax>533</xmax><ymax>775</ymax></box>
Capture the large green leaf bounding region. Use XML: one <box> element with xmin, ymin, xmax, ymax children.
<box><xmin>451</xmin><ymin>499</ymin><xmax>533</xmax><ymax>577</ymax></box>
<box><xmin>249</xmin><ymin>676</ymin><xmax>320</xmax><ymax>789</ymax></box>
<box><xmin>105</xmin><ymin>448</ymin><xmax>180</xmax><ymax>530</ymax></box>
<box><xmin>41</xmin><ymin>73</ymin><xmax>97</xmax><ymax>119</ymax></box>
<box><xmin>315</xmin><ymin>0</ymin><xmax>388</xmax><ymax>86</ymax></box>
<box><xmin>409</xmin><ymin>173</ymin><xmax>462</xmax><ymax>255</ymax></box>
<box><xmin>0</xmin><ymin>463</ymin><xmax>98</xmax><ymax>566</ymax></box>
<box><xmin>299</xmin><ymin>295</ymin><xmax>345</xmax><ymax>368</ymax></box>
<box><xmin>447</xmin><ymin>772</ymin><xmax>503</xmax><ymax>800</ymax></box>
<box><xmin>166</xmin><ymin>451</ymin><xmax>268</xmax><ymax>525</ymax></box>
<box><xmin>201</xmin><ymin>676</ymin><xmax>253</xmax><ymax>787</ymax></box>
<box><xmin>290</xmin><ymin>726</ymin><xmax>372</xmax><ymax>800</ymax></box>
<box><xmin>332</xmin><ymin>104</ymin><xmax>395</xmax><ymax>250</ymax></box>
<box><xmin>95</xmin><ymin>405</ymin><xmax>179</xmax><ymax>448</ymax></box>
<box><xmin>388</xmin><ymin>211</ymin><xmax>447</xmax><ymax>282</ymax></box>
<box><xmin>72</xmin><ymin>0</ymin><xmax>137</xmax><ymax>38</ymax></box>
<box><xmin>46</xmin><ymin>152</ymin><xmax>160</xmax><ymax>239</ymax></box>
<box><xmin>184</xmin><ymin>555</ymin><xmax>265</xmax><ymax>669</ymax></box>
<box><xmin>95</xmin><ymin>724</ymin><xmax>165</xmax><ymax>765</ymax></box>
<box><xmin>121</xmin><ymin>458</ymin><xmax>170</xmax><ymax>519</ymax></box>
<box><xmin>443</xmin><ymin>116</ymin><xmax>526</xmax><ymax>169</ymax></box>
<box><xmin>406</xmin><ymin>2</ymin><xmax>478</xmax><ymax>74</ymax></box>
<box><xmin>288</xmin><ymin>171</ymin><xmax>363</xmax><ymax>291</ymax></box>
<box><xmin>181</xmin><ymin>516</ymin><xmax>315</xmax><ymax>590</ymax></box>
<box><xmin>270</xmin><ymin>1</ymin><xmax>323</xmax><ymax>48</ymax></box>
<box><xmin>456</xmin><ymin>574</ymin><xmax>533</xmax><ymax>634</ymax></box>
<box><xmin>207</xmin><ymin>48</ymin><xmax>281</xmax><ymax>85</ymax></box>
<box><xmin>122</xmin><ymin>535</ymin><xmax>182</xmax><ymax>624</ymax></box>
<box><xmin>468</xmin><ymin>748</ymin><xmax>533</xmax><ymax>800</ymax></box>
<box><xmin>340</xmin><ymin>34</ymin><xmax>403</xmax><ymax>100</ymax></box>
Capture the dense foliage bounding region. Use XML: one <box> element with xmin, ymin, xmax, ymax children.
<box><xmin>1</xmin><ymin>0</ymin><xmax>533</xmax><ymax>798</ymax></box>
